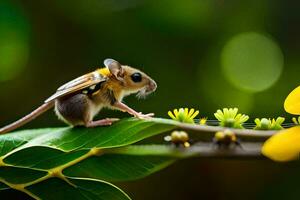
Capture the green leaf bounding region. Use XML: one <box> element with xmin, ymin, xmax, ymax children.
<box><xmin>0</xmin><ymin>118</ymin><xmax>177</xmax><ymax>199</ymax></box>
<box><xmin>9</xmin><ymin>118</ymin><xmax>175</xmax><ymax>152</ymax></box>
<box><xmin>0</xmin><ymin>167</ymin><xmax>47</xmax><ymax>184</ymax></box>
<box><xmin>0</xmin><ymin>182</ymin><xmax>9</xmax><ymax>190</ymax></box>
<box><xmin>0</xmin><ymin>118</ymin><xmax>270</xmax><ymax>199</ymax></box>
<box><xmin>4</xmin><ymin>147</ymin><xmax>89</xmax><ymax>169</ymax></box>
<box><xmin>63</xmin><ymin>154</ymin><xmax>175</xmax><ymax>182</ymax></box>
<box><xmin>26</xmin><ymin>177</ymin><xmax>131</xmax><ymax>200</ymax></box>
<box><xmin>0</xmin><ymin>128</ymin><xmax>60</xmax><ymax>156</ymax></box>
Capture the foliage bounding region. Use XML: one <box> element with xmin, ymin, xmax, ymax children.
<box><xmin>0</xmin><ymin>118</ymin><xmax>176</xmax><ymax>199</ymax></box>
<box><xmin>1</xmin><ymin>91</ymin><xmax>300</xmax><ymax>199</ymax></box>
<box><xmin>0</xmin><ymin>117</ymin><xmax>278</xmax><ymax>199</ymax></box>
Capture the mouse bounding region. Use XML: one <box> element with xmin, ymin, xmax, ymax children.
<box><xmin>0</xmin><ymin>58</ymin><xmax>157</xmax><ymax>134</ymax></box>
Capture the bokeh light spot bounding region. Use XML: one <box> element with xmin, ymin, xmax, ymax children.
<box><xmin>198</xmin><ymin>55</ymin><xmax>254</xmax><ymax>114</ymax></box>
<box><xmin>221</xmin><ymin>32</ymin><xmax>284</xmax><ymax>93</ymax></box>
<box><xmin>0</xmin><ymin>2</ymin><xmax>30</xmax><ymax>82</ymax></box>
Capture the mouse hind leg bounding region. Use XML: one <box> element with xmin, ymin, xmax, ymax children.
<box><xmin>55</xmin><ymin>94</ymin><xmax>118</xmax><ymax>127</ymax></box>
<box><xmin>85</xmin><ymin>118</ymin><xmax>119</xmax><ymax>127</ymax></box>
<box><xmin>55</xmin><ymin>94</ymin><xmax>93</xmax><ymax>126</ymax></box>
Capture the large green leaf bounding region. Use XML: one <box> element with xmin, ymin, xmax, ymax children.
<box><xmin>0</xmin><ymin>118</ymin><xmax>176</xmax><ymax>199</ymax></box>
<box><xmin>0</xmin><ymin>128</ymin><xmax>61</xmax><ymax>156</ymax></box>
<box><xmin>0</xmin><ymin>182</ymin><xmax>9</xmax><ymax>190</ymax></box>
<box><xmin>0</xmin><ymin>167</ymin><xmax>47</xmax><ymax>184</ymax></box>
<box><xmin>26</xmin><ymin>177</ymin><xmax>131</xmax><ymax>200</ymax></box>
<box><xmin>0</xmin><ymin>118</ymin><xmax>268</xmax><ymax>199</ymax></box>
<box><xmin>63</xmin><ymin>154</ymin><xmax>175</xmax><ymax>182</ymax></box>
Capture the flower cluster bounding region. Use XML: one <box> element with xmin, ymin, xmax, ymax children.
<box><xmin>165</xmin><ymin>84</ymin><xmax>300</xmax><ymax>163</ymax></box>
<box><xmin>254</xmin><ymin>117</ymin><xmax>285</xmax><ymax>130</ymax></box>
<box><xmin>214</xmin><ymin>108</ymin><xmax>249</xmax><ymax>129</ymax></box>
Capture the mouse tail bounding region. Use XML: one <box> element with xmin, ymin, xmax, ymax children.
<box><xmin>0</xmin><ymin>101</ymin><xmax>55</xmax><ymax>134</ymax></box>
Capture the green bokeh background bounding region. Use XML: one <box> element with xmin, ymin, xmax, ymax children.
<box><xmin>1</xmin><ymin>0</ymin><xmax>300</xmax><ymax>199</ymax></box>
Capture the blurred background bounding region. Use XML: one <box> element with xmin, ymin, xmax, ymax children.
<box><xmin>1</xmin><ymin>0</ymin><xmax>300</xmax><ymax>199</ymax></box>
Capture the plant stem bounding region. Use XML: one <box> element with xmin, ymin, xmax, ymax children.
<box><xmin>105</xmin><ymin>143</ymin><xmax>265</xmax><ymax>159</ymax></box>
<box><xmin>177</xmin><ymin>122</ymin><xmax>277</xmax><ymax>138</ymax></box>
<box><xmin>187</xmin><ymin>142</ymin><xmax>263</xmax><ymax>158</ymax></box>
<box><xmin>151</xmin><ymin>118</ymin><xmax>278</xmax><ymax>138</ymax></box>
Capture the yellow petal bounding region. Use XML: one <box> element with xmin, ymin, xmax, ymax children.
<box><xmin>168</xmin><ymin>111</ymin><xmax>176</xmax><ymax>119</ymax></box>
<box><xmin>190</xmin><ymin>110</ymin><xmax>199</xmax><ymax>119</ymax></box>
<box><xmin>214</xmin><ymin>113</ymin><xmax>223</xmax><ymax>121</ymax></box>
<box><xmin>188</xmin><ymin>108</ymin><xmax>195</xmax><ymax>117</ymax></box>
<box><xmin>224</xmin><ymin>108</ymin><xmax>229</xmax><ymax>117</ymax></box>
<box><xmin>174</xmin><ymin>109</ymin><xmax>179</xmax><ymax>117</ymax></box>
<box><xmin>284</xmin><ymin>86</ymin><xmax>300</xmax><ymax>115</ymax></box>
<box><xmin>262</xmin><ymin>126</ymin><xmax>300</xmax><ymax>162</ymax></box>
<box><xmin>184</xmin><ymin>108</ymin><xmax>189</xmax><ymax>116</ymax></box>
<box><xmin>200</xmin><ymin>118</ymin><xmax>207</xmax><ymax>125</ymax></box>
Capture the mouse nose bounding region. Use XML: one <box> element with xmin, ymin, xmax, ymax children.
<box><xmin>148</xmin><ymin>80</ymin><xmax>157</xmax><ymax>92</ymax></box>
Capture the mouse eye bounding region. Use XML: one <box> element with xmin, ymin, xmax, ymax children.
<box><xmin>131</xmin><ymin>72</ymin><xmax>142</xmax><ymax>83</ymax></box>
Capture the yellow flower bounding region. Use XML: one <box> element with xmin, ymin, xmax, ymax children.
<box><xmin>214</xmin><ymin>108</ymin><xmax>249</xmax><ymax>129</ymax></box>
<box><xmin>254</xmin><ymin>117</ymin><xmax>285</xmax><ymax>130</ymax></box>
<box><xmin>284</xmin><ymin>85</ymin><xmax>300</xmax><ymax>115</ymax></box>
<box><xmin>168</xmin><ymin>108</ymin><xmax>199</xmax><ymax>124</ymax></box>
<box><xmin>199</xmin><ymin>117</ymin><xmax>207</xmax><ymax>125</ymax></box>
<box><xmin>262</xmin><ymin>86</ymin><xmax>300</xmax><ymax>161</ymax></box>
<box><xmin>262</xmin><ymin>127</ymin><xmax>300</xmax><ymax>162</ymax></box>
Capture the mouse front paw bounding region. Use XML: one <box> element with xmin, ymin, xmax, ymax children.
<box><xmin>135</xmin><ymin>112</ymin><xmax>155</xmax><ymax>119</ymax></box>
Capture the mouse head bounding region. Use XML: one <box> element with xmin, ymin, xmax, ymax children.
<box><xmin>104</xmin><ymin>58</ymin><xmax>157</xmax><ymax>98</ymax></box>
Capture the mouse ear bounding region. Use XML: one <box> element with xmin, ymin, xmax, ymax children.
<box><xmin>104</xmin><ymin>58</ymin><xmax>124</xmax><ymax>80</ymax></box>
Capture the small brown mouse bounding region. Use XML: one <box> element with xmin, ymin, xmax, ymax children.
<box><xmin>0</xmin><ymin>59</ymin><xmax>157</xmax><ymax>134</ymax></box>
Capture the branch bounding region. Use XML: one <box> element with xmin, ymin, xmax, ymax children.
<box><xmin>187</xmin><ymin>142</ymin><xmax>263</xmax><ymax>158</ymax></box>
<box><xmin>105</xmin><ymin>142</ymin><xmax>265</xmax><ymax>159</ymax></box>
<box><xmin>150</xmin><ymin>118</ymin><xmax>278</xmax><ymax>138</ymax></box>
